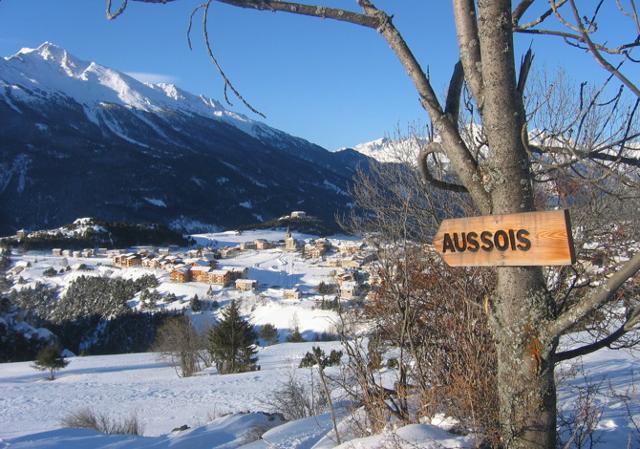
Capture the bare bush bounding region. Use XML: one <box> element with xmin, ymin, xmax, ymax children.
<box><xmin>62</xmin><ymin>408</ymin><xmax>143</xmax><ymax>436</ymax></box>
<box><xmin>335</xmin><ymin>247</ymin><xmax>499</xmax><ymax>443</ymax></box>
<box><xmin>260</xmin><ymin>371</ymin><xmax>328</xmax><ymax>421</ymax></box>
<box><xmin>152</xmin><ymin>315</ymin><xmax>204</xmax><ymax>377</ymax></box>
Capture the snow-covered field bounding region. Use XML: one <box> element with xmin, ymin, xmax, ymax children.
<box><xmin>0</xmin><ymin>343</ymin><xmax>637</xmax><ymax>448</ymax></box>
<box><xmin>0</xmin><ymin>342</ymin><xmax>340</xmax><ymax>440</ymax></box>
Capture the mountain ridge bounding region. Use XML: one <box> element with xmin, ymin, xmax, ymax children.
<box><xmin>0</xmin><ymin>43</ymin><xmax>371</xmax><ymax>235</ymax></box>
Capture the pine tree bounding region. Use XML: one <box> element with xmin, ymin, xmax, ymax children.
<box><xmin>33</xmin><ymin>344</ymin><xmax>69</xmax><ymax>380</ymax></box>
<box><xmin>207</xmin><ymin>300</ymin><xmax>257</xmax><ymax>374</ymax></box>
<box><xmin>259</xmin><ymin>323</ymin><xmax>279</xmax><ymax>346</ymax></box>
<box><xmin>286</xmin><ymin>326</ymin><xmax>305</xmax><ymax>343</ymax></box>
<box><xmin>190</xmin><ymin>294</ymin><xmax>202</xmax><ymax>312</ymax></box>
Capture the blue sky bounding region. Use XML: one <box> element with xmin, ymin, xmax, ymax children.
<box><xmin>0</xmin><ymin>1</ymin><xmax>637</xmax><ymax>149</ymax></box>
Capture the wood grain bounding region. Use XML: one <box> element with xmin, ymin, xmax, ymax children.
<box><xmin>433</xmin><ymin>210</ymin><xmax>575</xmax><ymax>267</ymax></box>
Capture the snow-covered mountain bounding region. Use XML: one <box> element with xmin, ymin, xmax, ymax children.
<box><xmin>346</xmin><ymin>136</ymin><xmax>426</xmax><ymax>163</ymax></box>
<box><xmin>0</xmin><ymin>43</ymin><xmax>370</xmax><ymax>235</ymax></box>
<box><xmin>1</xmin><ymin>43</ymin><xmax>287</xmax><ymax>143</ymax></box>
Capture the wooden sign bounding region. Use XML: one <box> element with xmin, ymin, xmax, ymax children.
<box><xmin>433</xmin><ymin>210</ymin><xmax>575</xmax><ymax>267</ymax></box>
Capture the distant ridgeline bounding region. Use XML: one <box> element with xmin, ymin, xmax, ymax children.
<box><xmin>2</xmin><ymin>218</ymin><xmax>191</xmax><ymax>250</ymax></box>
<box><xmin>238</xmin><ymin>213</ymin><xmax>338</xmax><ymax>236</ymax></box>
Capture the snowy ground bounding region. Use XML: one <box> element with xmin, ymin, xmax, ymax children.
<box><xmin>0</xmin><ymin>343</ymin><xmax>638</xmax><ymax>448</ymax></box>
<box><xmin>0</xmin><ymin>342</ymin><xmax>341</xmax><ymax>440</ymax></box>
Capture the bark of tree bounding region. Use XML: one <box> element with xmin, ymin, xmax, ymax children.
<box><xmin>475</xmin><ymin>2</ymin><xmax>557</xmax><ymax>447</ymax></box>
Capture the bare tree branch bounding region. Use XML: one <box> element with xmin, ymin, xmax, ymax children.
<box><xmin>130</xmin><ymin>0</ymin><xmax>380</xmax><ymax>27</ymax></box>
<box><xmin>515</xmin><ymin>26</ymin><xmax>640</xmax><ymax>56</ymax></box>
<box><xmin>554</xmin><ymin>304</ymin><xmax>640</xmax><ymax>362</ymax></box>
<box><xmin>106</xmin><ymin>0</ymin><xmax>128</xmax><ymax>20</ymax></box>
<box><xmin>517</xmin><ymin>0</ymin><xmax>568</xmax><ymax>29</ymax></box>
<box><xmin>529</xmin><ymin>144</ymin><xmax>640</xmax><ymax>169</ymax></box>
<box><xmin>209</xmin><ymin>0</ymin><xmax>381</xmax><ymax>28</ymax></box>
<box><xmin>517</xmin><ymin>48</ymin><xmax>534</xmax><ymax>95</ymax></box>
<box><xmin>547</xmin><ymin>252</ymin><xmax>640</xmax><ymax>339</ymax></box>
<box><xmin>453</xmin><ymin>0</ymin><xmax>485</xmax><ymax>108</ymax></box>
<box><xmin>567</xmin><ymin>0</ymin><xmax>640</xmax><ymax>97</ymax></box>
<box><xmin>445</xmin><ymin>61</ymin><xmax>464</xmax><ymax>121</ymax></box>
<box><xmin>201</xmin><ymin>0</ymin><xmax>266</xmax><ymax>116</ymax></box>
<box><xmin>418</xmin><ymin>143</ymin><xmax>469</xmax><ymax>193</ymax></box>
<box><xmin>512</xmin><ymin>0</ymin><xmax>535</xmax><ymax>25</ymax></box>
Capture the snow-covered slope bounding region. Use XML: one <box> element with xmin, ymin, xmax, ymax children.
<box><xmin>1</xmin><ymin>43</ymin><xmax>272</xmax><ymax>141</ymax></box>
<box><xmin>345</xmin><ymin>136</ymin><xmax>425</xmax><ymax>163</ymax></box>
<box><xmin>0</xmin><ymin>344</ymin><xmax>637</xmax><ymax>448</ymax></box>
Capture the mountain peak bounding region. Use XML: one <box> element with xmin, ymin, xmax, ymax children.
<box><xmin>1</xmin><ymin>42</ymin><xmax>265</xmax><ymax>133</ymax></box>
<box><xmin>16</xmin><ymin>42</ymin><xmax>67</xmax><ymax>62</ymax></box>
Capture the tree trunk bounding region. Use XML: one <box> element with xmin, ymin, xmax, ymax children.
<box><xmin>492</xmin><ymin>268</ymin><xmax>558</xmax><ymax>449</ymax></box>
<box><xmin>475</xmin><ymin>2</ymin><xmax>558</xmax><ymax>447</ymax></box>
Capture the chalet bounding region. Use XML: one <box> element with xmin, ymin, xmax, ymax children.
<box><xmin>236</xmin><ymin>279</ymin><xmax>257</xmax><ymax>292</ymax></box>
<box><xmin>308</xmin><ymin>239</ymin><xmax>330</xmax><ymax>258</ymax></box>
<box><xmin>134</xmin><ymin>248</ymin><xmax>153</xmax><ymax>256</ymax></box>
<box><xmin>170</xmin><ymin>266</ymin><xmax>191</xmax><ymax>283</ymax></box>
<box><xmin>335</xmin><ymin>270</ymin><xmax>358</xmax><ymax>285</ymax></box>
<box><xmin>158</xmin><ymin>248</ymin><xmax>170</xmax><ymax>255</ymax></box>
<box><xmin>62</xmin><ymin>250</ymin><xmax>72</xmax><ymax>257</ymax></box>
<box><xmin>339</xmin><ymin>242</ymin><xmax>364</xmax><ymax>256</ymax></box>
<box><xmin>191</xmin><ymin>265</ymin><xmax>213</xmax><ymax>283</ymax></box>
<box><xmin>254</xmin><ymin>239</ymin><xmax>273</xmax><ymax>250</ymax></box>
<box><xmin>161</xmin><ymin>255</ymin><xmax>183</xmax><ymax>270</ymax></box>
<box><xmin>97</xmin><ymin>248</ymin><xmax>108</xmax><ymax>255</ymax></box>
<box><xmin>123</xmin><ymin>254</ymin><xmax>142</xmax><ymax>267</ymax></box>
<box><xmin>208</xmin><ymin>269</ymin><xmax>233</xmax><ymax>286</ymax></box>
<box><xmin>148</xmin><ymin>257</ymin><xmax>164</xmax><ymax>269</ymax></box>
<box><xmin>72</xmin><ymin>250</ymin><xmax>81</xmax><ymax>258</ymax></box>
<box><xmin>186</xmin><ymin>258</ymin><xmax>216</xmax><ymax>269</ymax></box>
<box><xmin>52</xmin><ymin>248</ymin><xmax>63</xmax><ymax>257</ymax></box>
<box><xmin>239</xmin><ymin>241</ymin><xmax>257</xmax><ymax>251</ymax></box>
<box><xmin>340</xmin><ymin>281</ymin><xmax>361</xmax><ymax>300</ymax></box>
<box><xmin>220</xmin><ymin>247</ymin><xmax>240</xmax><ymax>258</ymax></box>
<box><xmin>114</xmin><ymin>252</ymin><xmax>135</xmax><ymax>266</ymax></box>
<box><xmin>81</xmin><ymin>249</ymin><xmax>94</xmax><ymax>258</ymax></box>
<box><xmin>283</xmin><ymin>288</ymin><xmax>302</xmax><ymax>300</ymax></box>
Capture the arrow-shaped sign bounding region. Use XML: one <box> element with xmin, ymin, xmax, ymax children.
<box><xmin>433</xmin><ymin>210</ymin><xmax>575</xmax><ymax>267</ymax></box>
